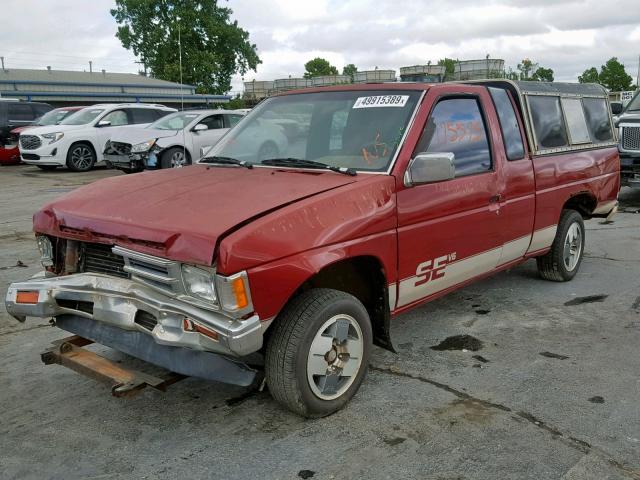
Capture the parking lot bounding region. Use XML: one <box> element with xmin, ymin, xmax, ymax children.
<box><xmin>1</xmin><ymin>164</ymin><xmax>639</xmax><ymax>480</ymax></box>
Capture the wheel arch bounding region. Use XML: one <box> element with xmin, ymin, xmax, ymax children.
<box><xmin>67</xmin><ymin>139</ymin><xmax>97</xmax><ymax>160</ymax></box>
<box><xmin>161</xmin><ymin>144</ymin><xmax>192</xmax><ymax>160</ymax></box>
<box><xmin>562</xmin><ymin>191</ymin><xmax>598</xmax><ymax>219</ymax></box>
<box><xmin>260</xmin><ymin>254</ymin><xmax>394</xmax><ymax>353</ymax></box>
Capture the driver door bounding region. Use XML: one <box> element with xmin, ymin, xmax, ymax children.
<box><xmin>191</xmin><ymin>114</ymin><xmax>226</xmax><ymax>160</ymax></box>
<box><xmin>395</xmin><ymin>85</ymin><xmax>506</xmax><ymax>310</ymax></box>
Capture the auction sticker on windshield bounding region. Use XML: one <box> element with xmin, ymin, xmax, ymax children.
<box><xmin>353</xmin><ymin>95</ymin><xmax>409</xmax><ymax>109</ymax></box>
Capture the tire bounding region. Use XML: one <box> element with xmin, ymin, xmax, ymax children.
<box><xmin>121</xmin><ymin>167</ymin><xmax>145</xmax><ymax>174</ymax></box>
<box><xmin>257</xmin><ymin>141</ymin><xmax>278</xmax><ymax>161</ymax></box>
<box><xmin>36</xmin><ymin>165</ymin><xmax>58</xmax><ymax>171</ymax></box>
<box><xmin>66</xmin><ymin>143</ymin><xmax>96</xmax><ymax>172</ymax></box>
<box><xmin>265</xmin><ymin>288</ymin><xmax>372</xmax><ymax>418</ymax></box>
<box><xmin>159</xmin><ymin>147</ymin><xmax>190</xmax><ymax>169</ymax></box>
<box><xmin>536</xmin><ymin>209</ymin><xmax>585</xmax><ymax>282</ymax></box>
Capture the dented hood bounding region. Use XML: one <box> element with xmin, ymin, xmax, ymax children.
<box><xmin>34</xmin><ymin>165</ymin><xmax>358</xmax><ymax>265</ymax></box>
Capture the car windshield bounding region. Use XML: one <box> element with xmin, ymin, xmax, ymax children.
<box><xmin>204</xmin><ymin>90</ymin><xmax>422</xmax><ymax>172</ymax></box>
<box><xmin>36</xmin><ymin>109</ymin><xmax>77</xmax><ymax>126</ymax></box>
<box><xmin>625</xmin><ymin>92</ymin><xmax>640</xmax><ymax>111</ymax></box>
<box><xmin>60</xmin><ymin>108</ymin><xmax>105</xmax><ymax>125</ymax></box>
<box><xmin>150</xmin><ymin>111</ymin><xmax>200</xmax><ymax>130</ymax></box>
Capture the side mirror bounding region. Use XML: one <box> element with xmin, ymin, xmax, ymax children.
<box><xmin>193</xmin><ymin>123</ymin><xmax>208</xmax><ymax>132</ymax></box>
<box><xmin>404</xmin><ymin>152</ymin><xmax>455</xmax><ymax>187</ymax></box>
<box><xmin>610</xmin><ymin>102</ymin><xmax>623</xmax><ymax>115</ymax></box>
<box><xmin>96</xmin><ymin>120</ymin><xmax>111</xmax><ymax>128</ymax></box>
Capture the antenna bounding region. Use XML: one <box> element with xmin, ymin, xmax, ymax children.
<box><xmin>177</xmin><ymin>16</ymin><xmax>188</xmax><ymax>166</ymax></box>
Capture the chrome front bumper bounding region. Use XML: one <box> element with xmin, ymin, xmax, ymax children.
<box><xmin>5</xmin><ymin>273</ymin><xmax>265</xmax><ymax>357</ymax></box>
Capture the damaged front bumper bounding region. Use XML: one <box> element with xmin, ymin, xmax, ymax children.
<box><xmin>104</xmin><ymin>151</ymin><xmax>160</xmax><ymax>170</ymax></box>
<box><xmin>4</xmin><ymin>272</ymin><xmax>265</xmax><ymax>358</ymax></box>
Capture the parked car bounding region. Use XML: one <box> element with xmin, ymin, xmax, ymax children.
<box><xmin>613</xmin><ymin>90</ymin><xmax>640</xmax><ymax>187</ymax></box>
<box><xmin>1</xmin><ymin>107</ymin><xmax>85</xmax><ymax>166</ymax></box>
<box><xmin>0</xmin><ymin>100</ymin><xmax>52</xmax><ymax>166</ymax></box>
<box><xmin>104</xmin><ymin>109</ymin><xmax>245</xmax><ymax>173</ymax></box>
<box><xmin>5</xmin><ymin>81</ymin><xmax>619</xmax><ymax>417</ymax></box>
<box><xmin>18</xmin><ymin>103</ymin><xmax>176</xmax><ymax>171</ymax></box>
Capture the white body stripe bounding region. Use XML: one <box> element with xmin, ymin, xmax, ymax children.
<box><xmin>527</xmin><ymin>225</ymin><xmax>557</xmax><ymax>252</ymax></box>
<box><xmin>388</xmin><ymin>282</ymin><xmax>397</xmax><ymax>310</ymax></box>
<box><xmin>394</xmin><ymin>226</ymin><xmax>558</xmax><ymax>310</ymax></box>
<box><xmin>397</xmin><ymin>246</ymin><xmax>502</xmax><ymax>308</ymax></box>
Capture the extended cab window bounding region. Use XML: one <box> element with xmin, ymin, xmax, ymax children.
<box><xmin>582</xmin><ymin>98</ymin><xmax>614</xmax><ymax>142</ymax></box>
<box><xmin>415</xmin><ymin>98</ymin><xmax>492</xmax><ymax>177</ymax></box>
<box><xmin>528</xmin><ymin>96</ymin><xmax>569</xmax><ymax>149</ymax></box>
<box><xmin>488</xmin><ymin>87</ymin><xmax>525</xmax><ymax>160</ymax></box>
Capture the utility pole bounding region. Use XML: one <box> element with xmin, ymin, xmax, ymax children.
<box><xmin>89</xmin><ymin>61</ymin><xmax>93</xmax><ymax>73</ymax></box>
<box><xmin>637</xmin><ymin>54</ymin><xmax>639</xmax><ymax>89</ymax></box>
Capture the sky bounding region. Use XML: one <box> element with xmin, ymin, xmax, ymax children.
<box><xmin>2</xmin><ymin>0</ymin><xmax>639</xmax><ymax>94</ymax></box>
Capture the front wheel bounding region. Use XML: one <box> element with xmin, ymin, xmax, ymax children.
<box><xmin>537</xmin><ymin>209</ymin><xmax>585</xmax><ymax>281</ymax></box>
<box><xmin>265</xmin><ymin>289</ymin><xmax>372</xmax><ymax>418</ymax></box>
<box><xmin>66</xmin><ymin>143</ymin><xmax>96</xmax><ymax>172</ymax></box>
<box><xmin>160</xmin><ymin>147</ymin><xmax>190</xmax><ymax>169</ymax></box>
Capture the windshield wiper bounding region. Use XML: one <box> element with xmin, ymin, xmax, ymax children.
<box><xmin>201</xmin><ymin>156</ymin><xmax>253</xmax><ymax>169</ymax></box>
<box><xmin>261</xmin><ymin>158</ymin><xmax>357</xmax><ymax>176</ymax></box>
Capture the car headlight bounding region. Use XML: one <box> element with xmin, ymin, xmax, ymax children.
<box><xmin>181</xmin><ymin>264</ymin><xmax>217</xmax><ymax>304</ymax></box>
<box><xmin>36</xmin><ymin>236</ymin><xmax>54</xmax><ymax>267</ymax></box>
<box><xmin>131</xmin><ymin>139</ymin><xmax>156</xmax><ymax>153</ymax></box>
<box><xmin>41</xmin><ymin>132</ymin><xmax>64</xmax><ymax>144</ymax></box>
<box><xmin>215</xmin><ymin>271</ymin><xmax>253</xmax><ymax>315</ymax></box>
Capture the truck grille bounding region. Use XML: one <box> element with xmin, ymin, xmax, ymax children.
<box><xmin>113</xmin><ymin>245</ymin><xmax>182</xmax><ymax>294</ymax></box>
<box><xmin>20</xmin><ymin>135</ymin><xmax>41</xmax><ymax>150</ymax></box>
<box><xmin>81</xmin><ymin>243</ymin><xmax>129</xmax><ymax>278</ymax></box>
<box><xmin>622</xmin><ymin>126</ymin><xmax>640</xmax><ymax>150</ymax></box>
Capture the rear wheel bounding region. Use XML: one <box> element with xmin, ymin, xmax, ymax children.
<box><xmin>537</xmin><ymin>209</ymin><xmax>585</xmax><ymax>281</ymax></box>
<box><xmin>265</xmin><ymin>288</ymin><xmax>372</xmax><ymax>418</ymax></box>
<box><xmin>160</xmin><ymin>147</ymin><xmax>190</xmax><ymax>169</ymax></box>
<box><xmin>66</xmin><ymin>143</ymin><xmax>96</xmax><ymax>172</ymax></box>
<box><xmin>36</xmin><ymin>165</ymin><xmax>58</xmax><ymax>171</ymax></box>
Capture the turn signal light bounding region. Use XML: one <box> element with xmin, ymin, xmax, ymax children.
<box><xmin>231</xmin><ymin>277</ymin><xmax>248</xmax><ymax>309</ymax></box>
<box><xmin>182</xmin><ymin>317</ymin><xmax>219</xmax><ymax>341</ymax></box>
<box><xmin>16</xmin><ymin>291</ymin><xmax>39</xmax><ymax>304</ymax></box>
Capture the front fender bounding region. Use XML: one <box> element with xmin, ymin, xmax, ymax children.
<box><xmin>246</xmin><ymin>230</ymin><xmax>397</xmax><ymax>322</ymax></box>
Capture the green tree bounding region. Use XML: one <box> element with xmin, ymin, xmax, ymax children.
<box><xmin>437</xmin><ymin>58</ymin><xmax>456</xmax><ymax>80</ymax></box>
<box><xmin>224</xmin><ymin>94</ymin><xmax>247</xmax><ymax>110</ymax></box>
<box><xmin>532</xmin><ymin>66</ymin><xmax>554</xmax><ymax>82</ymax></box>
<box><xmin>303</xmin><ymin>58</ymin><xmax>339</xmax><ymax>78</ymax></box>
<box><xmin>599</xmin><ymin>57</ymin><xmax>633</xmax><ymax>91</ymax></box>
<box><xmin>111</xmin><ymin>0</ymin><xmax>260</xmax><ymax>94</ymax></box>
<box><xmin>342</xmin><ymin>63</ymin><xmax>357</xmax><ymax>81</ymax></box>
<box><xmin>578</xmin><ymin>67</ymin><xmax>600</xmax><ymax>84</ymax></box>
<box><xmin>517</xmin><ymin>58</ymin><xmax>537</xmax><ymax>80</ymax></box>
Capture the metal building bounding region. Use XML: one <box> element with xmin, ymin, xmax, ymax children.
<box><xmin>399</xmin><ymin>65</ymin><xmax>445</xmax><ymax>83</ymax></box>
<box><xmin>0</xmin><ymin>68</ymin><xmax>230</xmax><ymax>107</ymax></box>
<box><xmin>452</xmin><ymin>59</ymin><xmax>505</xmax><ymax>81</ymax></box>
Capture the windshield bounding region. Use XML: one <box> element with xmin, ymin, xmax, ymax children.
<box><xmin>37</xmin><ymin>109</ymin><xmax>77</xmax><ymax>126</ymax></box>
<box><xmin>204</xmin><ymin>90</ymin><xmax>422</xmax><ymax>172</ymax></box>
<box><xmin>626</xmin><ymin>91</ymin><xmax>640</xmax><ymax>112</ymax></box>
<box><xmin>150</xmin><ymin>111</ymin><xmax>200</xmax><ymax>130</ymax></box>
<box><xmin>60</xmin><ymin>108</ymin><xmax>105</xmax><ymax>125</ymax></box>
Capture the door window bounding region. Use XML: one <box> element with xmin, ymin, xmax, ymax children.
<box><xmin>199</xmin><ymin>115</ymin><xmax>224</xmax><ymax>130</ymax></box>
<box><xmin>488</xmin><ymin>87</ymin><xmax>525</xmax><ymax>160</ymax></box>
<box><xmin>8</xmin><ymin>103</ymin><xmax>35</xmax><ymax>121</ymax></box>
<box><xmin>101</xmin><ymin>109</ymin><xmax>129</xmax><ymax>126</ymax></box>
<box><xmin>130</xmin><ymin>108</ymin><xmax>159</xmax><ymax>124</ymax></box>
<box><xmin>415</xmin><ymin>98</ymin><xmax>492</xmax><ymax>177</ymax></box>
<box><xmin>225</xmin><ymin>114</ymin><xmax>244</xmax><ymax>128</ymax></box>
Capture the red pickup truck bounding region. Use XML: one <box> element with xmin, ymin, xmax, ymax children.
<box><xmin>5</xmin><ymin>80</ymin><xmax>619</xmax><ymax>417</ymax></box>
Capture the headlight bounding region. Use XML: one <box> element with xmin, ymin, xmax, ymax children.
<box><xmin>41</xmin><ymin>132</ymin><xmax>64</xmax><ymax>144</ymax></box>
<box><xmin>181</xmin><ymin>264</ymin><xmax>217</xmax><ymax>303</ymax></box>
<box><xmin>215</xmin><ymin>271</ymin><xmax>253</xmax><ymax>315</ymax></box>
<box><xmin>36</xmin><ymin>236</ymin><xmax>54</xmax><ymax>267</ymax></box>
<box><xmin>131</xmin><ymin>139</ymin><xmax>156</xmax><ymax>153</ymax></box>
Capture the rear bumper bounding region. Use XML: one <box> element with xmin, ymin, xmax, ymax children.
<box><xmin>4</xmin><ymin>273</ymin><xmax>265</xmax><ymax>357</ymax></box>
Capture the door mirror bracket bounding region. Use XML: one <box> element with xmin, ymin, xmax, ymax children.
<box><xmin>404</xmin><ymin>152</ymin><xmax>456</xmax><ymax>187</ymax></box>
